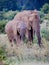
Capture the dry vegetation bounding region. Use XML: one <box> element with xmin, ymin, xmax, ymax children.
<box><xmin>0</xmin><ymin>20</ymin><xmax>49</xmax><ymax>65</ymax></box>
<box><xmin>0</xmin><ymin>34</ymin><xmax>49</xmax><ymax>65</ymax></box>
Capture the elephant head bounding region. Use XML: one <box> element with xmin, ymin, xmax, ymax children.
<box><xmin>16</xmin><ymin>20</ymin><xmax>27</xmax><ymax>41</ymax></box>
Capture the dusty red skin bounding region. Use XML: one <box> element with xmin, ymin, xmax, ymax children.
<box><xmin>5</xmin><ymin>19</ymin><xmax>26</xmax><ymax>46</ymax></box>
<box><xmin>14</xmin><ymin>10</ymin><xmax>41</xmax><ymax>46</ymax></box>
<box><xmin>29</xmin><ymin>10</ymin><xmax>41</xmax><ymax>46</ymax></box>
<box><xmin>5</xmin><ymin>10</ymin><xmax>41</xmax><ymax>47</ymax></box>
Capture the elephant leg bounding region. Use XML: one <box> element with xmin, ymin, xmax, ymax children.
<box><xmin>21</xmin><ymin>34</ymin><xmax>25</xmax><ymax>41</ymax></box>
<box><xmin>20</xmin><ymin>29</ymin><xmax>26</xmax><ymax>41</ymax></box>
<box><xmin>27</xmin><ymin>28</ymin><xmax>33</xmax><ymax>47</ymax></box>
<box><xmin>17</xmin><ymin>30</ymin><xmax>21</xmax><ymax>42</ymax></box>
<box><xmin>7</xmin><ymin>33</ymin><xmax>14</xmax><ymax>47</ymax></box>
<box><xmin>13</xmin><ymin>29</ymin><xmax>21</xmax><ymax>47</ymax></box>
<box><xmin>35</xmin><ymin>28</ymin><xmax>41</xmax><ymax>47</ymax></box>
<box><xmin>28</xmin><ymin>27</ymin><xmax>33</xmax><ymax>42</ymax></box>
<box><xmin>28</xmin><ymin>30</ymin><xmax>32</xmax><ymax>42</ymax></box>
<box><xmin>30</xmin><ymin>27</ymin><xmax>33</xmax><ymax>42</ymax></box>
<box><xmin>7</xmin><ymin>34</ymin><xmax>12</xmax><ymax>42</ymax></box>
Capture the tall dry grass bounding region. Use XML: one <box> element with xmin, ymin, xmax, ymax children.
<box><xmin>0</xmin><ymin>34</ymin><xmax>49</xmax><ymax>62</ymax></box>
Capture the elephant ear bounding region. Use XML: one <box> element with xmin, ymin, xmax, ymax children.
<box><xmin>29</xmin><ymin>16</ymin><xmax>33</xmax><ymax>21</ymax></box>
<box><xmin>33</xmin><ymin>9</ymin><xmax>40</xmax><ymax>18</ymax></box>
<box><xmin>29</xmin><ymin>9</ymin><xmax>40</xmax><ymax>21</ymax></box>
<box><xmin>29</xmin><ymin>13</ymin><xmax>35</xmax><ymax>22</ymax></box>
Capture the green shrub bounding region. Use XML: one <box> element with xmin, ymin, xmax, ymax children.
<box><xmin>0</xmin><ymin>10</ymin><xmax>19</xmax><ymax>20</ymax></box>
<box><xmin>3</xmin><ymin>10</ymin><xmax>16</xmax><ymax>20</ymax></box>
<box><xmin>0</xmin><ymin>46</ymin><xmax>9</xmax><ymax>65</ymax></box>
<box><xmin>0</xmin><ymin>47</ymin><xmax>7</xmax><ymax>61</ymax></box>
<box><xmin>39</xmin><ymin>11</ymin><xmax>45</xmax><ymax>23</ymax></box>
<box><xmin>41</xmin><ymin>3</ymin><xmax>49</xmax><ymax>14</ymax></box>
<box><xmin>39</xmin><ymin>11</ymin><xmax>44</xmax><ymax>18</ymax></box>
<box><xmin>43</xmin><ymin>14</ymin><xmax>49</xmax><ymax>20</ymax></box>
<box><xmin>0</xmin><ymin>20</ymin><xmax>8</xmax><ymax>33</ymax></box>
<box><xmin>0</xmin><ymin>10</ymin><xmax>19</xmax><ymax>33</ymax></box>
<box><xmin>41</xmin><ymin>29</ymin><xmax>49</xmax><ymax>41</ymax></box>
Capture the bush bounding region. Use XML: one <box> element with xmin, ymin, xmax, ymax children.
<box><xmin>41</xmin><ymin>3</ymin><xmax>49</xmax><ymax>14</ymax></box>
<box><xmin>0</xmin><ymin>10</ymin><xmax>19</xmax><ymax>20</ymax></box>
<box><xmin>3</xmin><ymin>10</ymin><xmax>19</xmax><ymax>20</ymax></box>
<box><xmin>0</xmin><ymin>46</ymin><xmax>9</xmax><ymax>65</ymax></box>
<box><xmin>0</xmin><ymin>20</ymin><xmax>8</xmax><ymax>33</ymax></box>
<box><xmin>0</xmin><ymin>10</ymin><xmax>19</xmax><ymax>33</ymax></box>
<box><xmin>0</xmin><ymin>47</ymin><xmax>6</xmax><ymax>61</ymax></box>
<box><xmin>41</xmin><ymin>29</ymin><xmax>49</xmax><ymax>41</ymax></box>
<box><xmin>43</xmin><ymin>14</ymin><xmax>49</xmax><ymax>20</ymax></box>
<box><xmin>39</xmin><ymin>11</ymin><xmax>44</xmax><ymax>18</ymax></box>
<box><xmin>39</xmin><ymin>11</ymin><xmax>45</xmax><ymax>23</ymax></box>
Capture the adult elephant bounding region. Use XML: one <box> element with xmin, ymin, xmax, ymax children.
<box><xmin>29</xmin><ymin>10</ymin><xmax>42</xmax><ymax>47</ymax></box>
<box><xmin>14</xmin><ymin>10</ymin><xmax>33</xmax><ymax>42</ymax></box>
<box><xmin>14</xmin><ymin>10</ymin><xmax>42</xmax><ymax>47</ymax></box>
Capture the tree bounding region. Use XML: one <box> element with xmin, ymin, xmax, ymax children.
<box><xmin>0</xmin><ymin>0</ymin><xmax>49</xmax><ymax>11</ymax></box>
<box><xmin>41</xmin><ymin>3</ymin><xmax>49</xmax><ymax>13</ymax></box>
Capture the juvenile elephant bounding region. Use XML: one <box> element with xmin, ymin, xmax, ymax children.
<box><xmin>16</xmin><ymin>20</ymin><xmax>27</xmax><ymax>41</ymax></box>
<box><xmin>5</xmin><ymin>20</ymin><xmax>14</xmax><ymax>43</ymax></box>
<box><xmin>5</xmin><ymin>19</ymin><xmax>27</xmax><ymax>46</ymax></box>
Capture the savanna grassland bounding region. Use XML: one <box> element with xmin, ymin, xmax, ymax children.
<box><xmin>0</xmin><ymin>3</ymin><xmax>49</xmax><ymax>64</ymax></box>
<box><xmin>0</xmin><ymin>19</ymin><xmax>49</xmax><ymax>65</ymax></box>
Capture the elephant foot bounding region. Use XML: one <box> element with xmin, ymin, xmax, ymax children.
<box><xmin>9</xmin><ymin>39</ymin><xmax>13</xmax><ymax>47</ymax></box>
<box><xmin>38</xmin><ymin>42</ymin><xmax>44</xmax><ymax>48</ymax></box>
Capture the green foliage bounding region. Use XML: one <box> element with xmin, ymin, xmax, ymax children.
<box><xmin>0</xmin><ymin>0</ymin><xmax>49</xmax><ymax>11</ymax></box>
<box><xmin>41</xmin><ymin>3</ymin><xmax>49</xmax><ymax>13</ymax></box>
<box><xmin>0</xmin><ymin>47</ymin><xmax>6</xmax><ymax>61</ymax></box>
<box><xmin>3</xmin><ymin>10</ymin><xmax>19</xmax><ymax>20</ymax></box>
<box><xmin>0</xmin><ymin>11</ymin><xmax>4</xmax><ymax>20</ymax></box>
<box><xmin>41</xmin><ymin>29</ymin><xmax>49</xmax><ymax>41</ymax></box>
<box><xmin>0</xmin><ymin>10</ymin><xmax>19</xmax><ymax>33</ymax></box>
<box><xmin>0</xmin><ymin>20</ymin><xmax>8</xmax><ymax>33</ymax></box>
<box><xmin>39</xmin><ymin>11</ymin><xmax>45</xmax><ymax>23</ymax></box>
<box><xmin>39</xmin><ymin>11</ymin><xmax>44</xmax><ymax>18</ymax></box>
<box><xmin>0</xmin><ymin>10</ymin><xmax>19</xmax><ymax>20</ymax></box>
<box><xmin>43</xmin><ymin>14</ymin><xmax>49</xmax><ymax>20</ymax></box>
<box><xmin>0</xmin><ymin>46</ymin><xmax>9</xmax><ymax>65</ymax></box>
